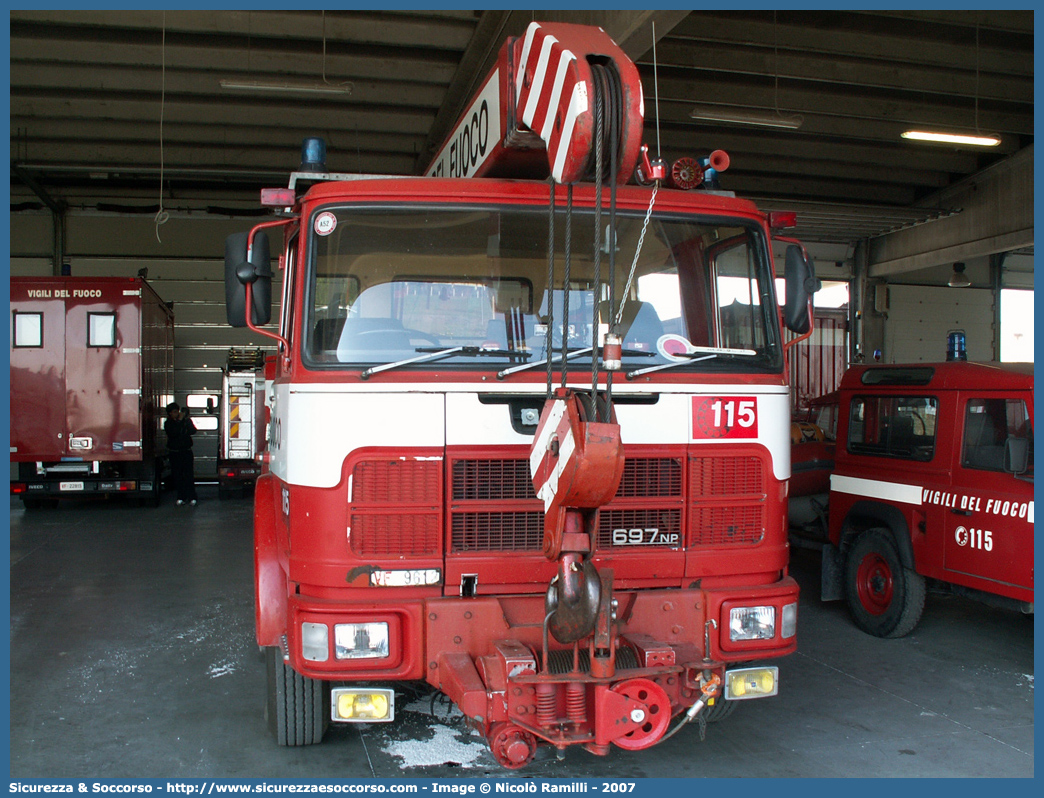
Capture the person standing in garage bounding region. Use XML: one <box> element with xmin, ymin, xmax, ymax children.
<box><xmin>165</xmin><ymin>401</ymin><xmax>198</xmax><ymax>506</ymax></box>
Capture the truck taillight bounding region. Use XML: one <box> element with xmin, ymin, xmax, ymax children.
<box><xmin>11</xmin><ymin>483</ymin><xmax>26</xmax><ymax>495</ymax></box>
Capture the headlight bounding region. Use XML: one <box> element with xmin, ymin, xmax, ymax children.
<box><xmin>729</xmin><ymin>606</ymin><xmax>776</xmax><ymax>641</ymax></box>
<box><xmin>301</xmin><ymin>622</ymin><xmax>329</xmax><ymax>662</ymax></box>
<box><xmin>781</xmin><ymin>602</ymin><xmax>798</xmax><ymax>639</ymax></box>
<box><xmin>334</xmin><ymin>622</ymin><xmax>390</xmax><ymax>660</ymax></box>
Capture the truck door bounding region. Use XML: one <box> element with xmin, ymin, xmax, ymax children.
<box><xmin>64</xmin><ymin>284</ymin><xmax>142</xmax><ymax>459</ymax></box>
<box><xmin>944</xmin><ymin>394</ymin><xmax>1034</xmax><ymax>595</ymax></box>
<box><xmin>10</xmin><ymin>283</ymin><xmax>67</xmax><ymax>460</ymax></box>
<box><xmin>847</xmin><ymin>391</ymin><xmax>948</xmax><ymax>578</ymax></box>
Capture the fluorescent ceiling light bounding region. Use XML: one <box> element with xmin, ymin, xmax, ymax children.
<box><xmin>220</xmin><ymin>79</ymin><xmax>352</xmax><ymax>96</ymax></box>
<box><xmin>902</xmin><ymin>130</ymin><xmax>1000</xmax><ymax>147</ymax></box>
<box><xmin>690</xmin><ymin>105</ymin><xmax>803</xmax><ymax>130</ymax></box>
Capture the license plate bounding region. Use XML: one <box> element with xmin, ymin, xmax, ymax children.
<box><xmin>369</xmin><ymin>569</ymin><xmax>442</xmax><ymax>587</ymax></box>
<box><xmin>59</xmin><ymin>481</ymin><xmax>84</xmax><ymax>492</ymax></box>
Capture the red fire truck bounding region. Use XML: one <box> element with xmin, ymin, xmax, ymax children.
<box><xmin>10</xmin><ymin>276</ymin><xmax>174</xmax><ymax>508</ymax></box>
<box><xmin>225</xmin><ymin>23</ymin><xmax>816</xmax><ymax>766</ymax></box>
<box><xmin>216</xmin><ymin>348</ymin><xmax>268</xmax><ymax>498</ymax></box>
<box><xmin>823</xmin><ymin>360</ymin><xmax>1034</xmax><ymax>637</ymax></box>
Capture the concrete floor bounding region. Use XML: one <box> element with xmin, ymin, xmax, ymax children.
<box><xmin>9</xmin><ymin>489</ymin><xmax>1034</xmax><ymax>779</ymax></box>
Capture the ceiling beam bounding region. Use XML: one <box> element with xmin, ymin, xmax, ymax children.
<box><xmin>9</xmin><ymin>36</ymin><xmax>460</xmax><ymax>85</ymax></box>
<box><xmin>672</xmin><ymin>13</ymin><xmax>1033</xmax><ymax>75</ymax></box>
<box><xmin>868</xmin><ymin>145</ymin><xmax>1033</xmax><ymax>275</ymax></box>
<box><xmin>651</xmin><ymin>74</ymin><xmax>1032</xmax><ymax>138</ymax></box>
<box><xmin>10</xmin><ymin>10</ymin><xmax>478</xmax><ymax>51</ymax></box>
<box><xmin>648</xmin><ymin>42</ymin><xmax>1033</xmax><ymax>104</ymax></box>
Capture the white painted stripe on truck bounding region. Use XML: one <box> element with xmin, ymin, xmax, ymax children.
<box><xmin>830</xmin><ymin>474</ymin><xmax>923</xmax><ymax>505</ymax></box>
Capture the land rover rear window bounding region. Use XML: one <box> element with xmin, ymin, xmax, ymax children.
<box><xmin>860</xmin><ymin>367</ymin><xmax>934</xmax><ymax>386</ymax></box>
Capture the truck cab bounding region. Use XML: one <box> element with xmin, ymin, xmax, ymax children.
<box><xmin>823</xmin><ymin>361</ymin><xmax>1033</xmax><ymax>637</ymax></box>
<box><xmin>222</xmin><ymin>20</ymin><xmax>818</xmax><ymax>768</ymax></box>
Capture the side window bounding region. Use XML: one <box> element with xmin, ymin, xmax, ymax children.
<box><xmin>87</xmin><ymin>312</ymin><xmax>117</xmax><ymax>347</ymax></box>
<box><xmin>12</xmin><ymin>312</ymin><xmax>43</xmax><ymax>348</ymax></box>
<box><xmin>280</xmin><ymin>234</ymin><xmax>298</xmax><ymax>348</ymax></box>
<box><xmin>962</xmin><ymin>398</ymin><xmax>1033</xmax><ymax>473</ymax></box>
<box><xmin>714</xmin><ymin>240</ymin><xmax>767</xmax><ymax>351</ymax></box>
<box><xmin>847</xmin><ymin>395</ymin><xmax>937</xmax><ymax>461</ymax></box>
<box><xmin>310</xmin><ymin>272</ymin><xmax>359</xmax><ymax>359</ymax></box>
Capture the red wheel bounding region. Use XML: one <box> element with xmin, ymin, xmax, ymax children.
<box><xmin>844</xmin><ymin>528</ymin><xmax>926</xmax><ymax>638</ymax></box>
<box><xmin>855</xmin><ymin>549</ymin><xmax>894</xmax><ymax>615</ymax></box>
<box><xmin>610</xmin><ymin>678</ymin><xmax>671</xmax><ymax>750</ymax></box>
<box><xmin>487</xmin><ymin>722</ymin><xmax>538</xmax><ymax>769</ymax></box>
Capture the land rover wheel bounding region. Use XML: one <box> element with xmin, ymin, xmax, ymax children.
<box><xmin>844</xmin><ymin>528</ymin><xmax>926</xmax><ymax>638</ymax></box>
<box><xmin>265</xmin><ymin>646</ymin><xmax>328</xmax><ymax>746</ymax></box>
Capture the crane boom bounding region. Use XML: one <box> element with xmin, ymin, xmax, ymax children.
<box><xmin>426</xmin><ymin>21</ymin><xmax>644</xmax><ymax>184</ymax></box>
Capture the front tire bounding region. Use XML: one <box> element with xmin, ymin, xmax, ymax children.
<box><xmin>701</xmin><ymin>696</ymin><xmax>736</xmax><ymax>723</ymax></box>
<box><xmin>265</xmin><ymin>646</ymin><xmax>328</xmax><ymax>746</ymax></box>
<box><xmin>844</xmin><ymin>528</ymin><xmax>925</xmax><ymax>638</ymax></box>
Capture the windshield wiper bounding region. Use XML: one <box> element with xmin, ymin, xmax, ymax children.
<box><xmin>361</xmin><ymin>346</ymin><xmax>531</xmax><ymax>380</ymax></box>
<box><xmin>625</xmin><ymin>346</ymin><xmax>757</xmax><ymax>380</ymax></box>
<box><xmin>496</xmin><ymin>347</ymin><xmax>593</xmax><ymax>380</ymax></box>
<box><xmin>496</xmin><ymin>346</ymin><xmax>657</xmax><ymax>380</ymax></box>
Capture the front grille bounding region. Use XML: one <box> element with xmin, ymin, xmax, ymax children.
<box><xmin>690</xmin><ymin>454</ymin><xmax>763</xmax><ymax>496</ymax></box>
<box><xmin>353</xmin><ymin>458</ymin><xmax>441</xmax><ymax>503</ymax></box>
<box><xmin>349</xmin><ymin>457</ymin><xmax>441</xmax><ymax>556</ymax></box>
<box><xmin>597</xmin><ymin>508</ymin><xmax>683</xmax><ymax>548</ymax></box>
<box><xmin>349</xmin><ymin>452</ymin><xmax>769</xmax><ymax>555</ymax></box>
<box><xmin>450</xmin><ymin>455</ymin><xmax>686</xmax><ymax>552</ymax></box>
<box><xmin>689</xmin><ymin>453</ymin><xmax>766</xmax><ymax>546</ymax></box>
<box><xmin>617</xmin><ymin>457</ymin><xmax>682</xmax><ymax>497</ymax></box>
<box><xmin>450</xmin><ymin>456</ymin><xmax>542</xmax><ymax>553</ymax></box>
<box><xmin>452</xmin><ymin>459</ymin><xmax>534</xmax><ymax>500</ymax></box>
<box><xmin>350</xmin><ymin>513</ymin><xmax>440</xmax><ymax>556</ymax></box>
<box><xmin>451</xmin><ymin>511</ymin><xmax>543</xmax><ymax>552</ymax></box>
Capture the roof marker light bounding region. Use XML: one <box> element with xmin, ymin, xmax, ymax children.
<box><xmin>261</xmin><ymin>188</ymin><xmax>296</xmax><ymax>207</ymax></box>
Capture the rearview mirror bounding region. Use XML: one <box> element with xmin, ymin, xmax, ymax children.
<box><xmin>225</xmin><ymin>231</ymin><xmax>272</xmax><ymax>327</ymax></box>
<box><xmin>784</xmin><ymin>244</ymin><xmax>820</xmax><ymax>334</ymax></box>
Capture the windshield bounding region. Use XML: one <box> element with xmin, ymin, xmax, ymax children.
<box><xmin>302</xmin><ymin>205</ymin><xmax>782</xmax><ymax>373</ymax></box>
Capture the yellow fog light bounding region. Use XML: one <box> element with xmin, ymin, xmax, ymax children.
<box><xmin>331</xmin><ymin>688</ymin><xmax>395</xmax><ymax>722</ymax></box>
<box><xmin>724</xmin><ymin>666</ymin><xmax>778</xmax><ymax>700</ymax></box>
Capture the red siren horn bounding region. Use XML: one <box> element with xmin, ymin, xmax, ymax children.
<box><xmin>708</xmin><ymin>150</ymin><xmax>730</xmax><ymax>172</ymax></box>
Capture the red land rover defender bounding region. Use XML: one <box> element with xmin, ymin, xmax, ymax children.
<box><xmin>822</xmin><ymin>361</ymin><xmax>1033</xmax><ymax>637</ymax></box>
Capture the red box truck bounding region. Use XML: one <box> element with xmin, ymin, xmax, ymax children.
<box><xmin>10</xmin><ymin>276</ymin><xmax>174</xmax><ymax>508</ymax></box>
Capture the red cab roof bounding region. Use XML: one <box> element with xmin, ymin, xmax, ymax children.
<box><xmin>841</xmin><ymin>361</ymin><xmax>1033</xmax><ymax>392</ymax></box>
